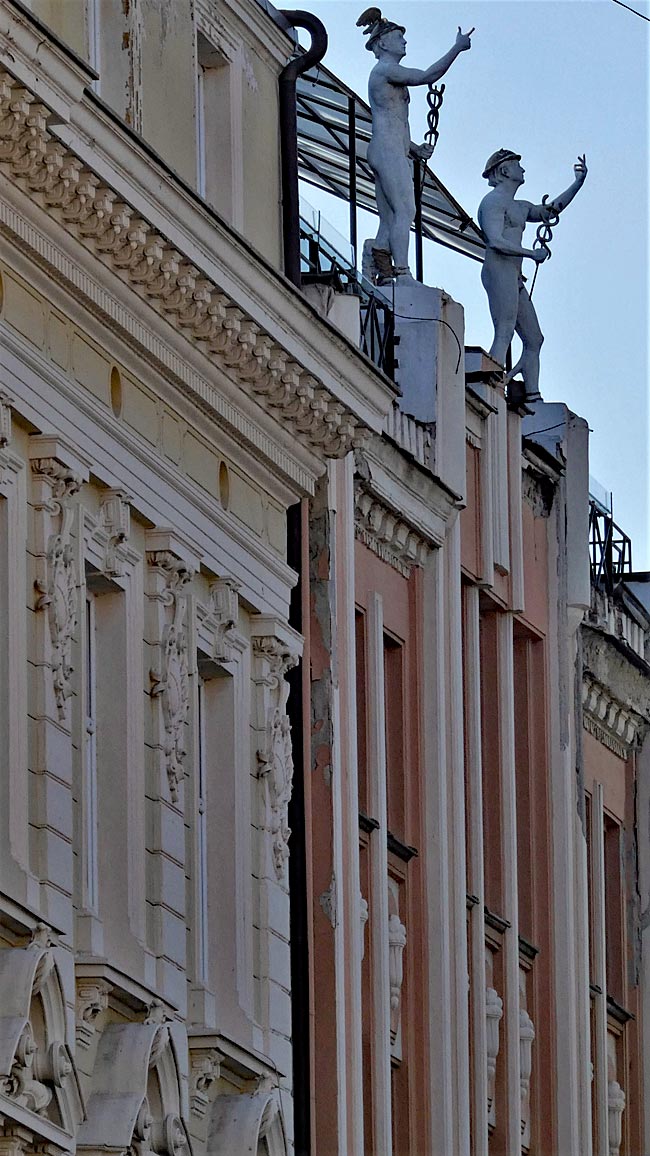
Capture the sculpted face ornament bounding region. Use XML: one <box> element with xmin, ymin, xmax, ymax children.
<box><xmin>478</xmin><ymin>149</ymin><xmax>587</xmax><ymax>400</ymax></box>
<box><xmin>357</xmin><ymin>7</ymin><xmax>473</xmax><ymax>284</ymax></box>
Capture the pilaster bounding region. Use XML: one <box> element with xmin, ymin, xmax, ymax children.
<box><xmin>250</xmin><ymin>613</ymin><xmax>302</xmax><ymax>1147</ymax></box>
<box><xmin>145</xmin><ymin>529</ymin><xmax>201</xmax><ymax>1008</ymax></box>
<box><xmin>464</xmin><ymin>583</ymin><xmax>489</xmax><ymax>1156</ymax></box>
<box><xmin>0</xmin><ymin>397</ymin><xmax>33</xmax><ymax>900</ymax></box>
<box><xmin>28</xmin><ymin>434</ymin><xmax>89</xmax><ymax>932</ymax></box>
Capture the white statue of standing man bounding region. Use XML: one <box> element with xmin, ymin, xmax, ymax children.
<box><xmin>478</xmin><ymin>149</ymin><xmax>588</xmax><ymax>400</ymax></box>
<box><xmin>357</xmin><ymin>7</ymin><xmax>473</xmax><ymax>283</ymax></box>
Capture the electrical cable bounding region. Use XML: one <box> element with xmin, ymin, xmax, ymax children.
<box><xmin>389</xmin><ymin>309</ymin><xmax>463</xmax><ymax>373</ymax></box>
<box><xmin>611</xmin><ymin>0</ymin><xmax>650</xmax><ymax>21</ymax></box>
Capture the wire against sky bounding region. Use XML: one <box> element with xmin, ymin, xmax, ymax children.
<box><xmin>611</xmin><ymin>0</ymin><xmax>650</xmax><ymax>22</ymax></box>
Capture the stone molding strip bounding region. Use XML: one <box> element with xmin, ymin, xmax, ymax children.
<box><xmin>354</xmin><ymin>481</ymin><xmax>431</xmax><ymax>578</ymax></box>
<box><xmin>0</xmin><ymin>64</ymin><xmax>372</xmax><ymax>460</ymax></box>
<box><xmin>582</xmin><ymin>673</ymin><xmax>643</xmax><ymax>758</ymax></box>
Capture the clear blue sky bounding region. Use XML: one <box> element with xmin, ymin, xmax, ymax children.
<box><xmin>298</xmin><ymin>0</ymin><xmax>650</xmax><ymax>568</ymax></box>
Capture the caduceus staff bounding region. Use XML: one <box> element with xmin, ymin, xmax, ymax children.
<box><xmin>529</xmin><ymin>154</ymin><xmax>587</xmax><ymax>297</ymax></box>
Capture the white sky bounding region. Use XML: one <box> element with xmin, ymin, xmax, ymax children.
<box><xmin>297</xmin><ymin>0</ymin><xmax>650</xmax><ymax>568</ymax></box>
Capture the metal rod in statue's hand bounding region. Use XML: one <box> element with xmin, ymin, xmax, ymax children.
<box><xmin>529</xmin><ymin>194</ymin><xmax>560</xmax><ymax>299</ymax></box>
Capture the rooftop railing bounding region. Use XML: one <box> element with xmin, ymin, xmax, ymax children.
<box><xmin>299</xmin><ymin>207</ymin><xmax>396</xmax><ymax>380</ymax></box>
<box><xmin>588</xmin><ymin>499</ymin><xmax>632</xmax><ymax>594</ymax></box>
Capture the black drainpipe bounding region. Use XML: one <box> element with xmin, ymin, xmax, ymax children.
<box><xmin>279</xmin><ymin>11</ymin><xmax>328</xmax><ymax>287</ymax></box>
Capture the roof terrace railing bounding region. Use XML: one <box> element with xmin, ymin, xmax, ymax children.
<box><xmin>300</xmin><ymin>209</ymin><xmax>396</xmax><ymax>380</ymax></box>
<box><xmin>589</xmin><ymin>499</ymin><xmax>632</xmax><ymax>594</ymax></box>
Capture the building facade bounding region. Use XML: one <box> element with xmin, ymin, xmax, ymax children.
<box><xmin>0</xmin><ymin>2</ymin><xmax>649</xmax><ymax>1156</ymax></box>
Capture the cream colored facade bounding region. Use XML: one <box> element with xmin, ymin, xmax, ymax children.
<box><xmin>0</xmin><ymin>1</ymin><xmax>392</xmax><ymax>1153</ymax></box>
<box><xmin>1</xmin><ymin>2</ymin><xmax>650</xmax><ymax>1155</ymax></box>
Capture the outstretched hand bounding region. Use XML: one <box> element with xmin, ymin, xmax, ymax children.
<box><xmin>573</xmin><ymin>154</ymin><xmax>588</xmax><ymax>183</ymax></box>
<box><xmin>455</xmin><ymin>25</ymin><xmax>474</xmax><ymax>51</ymax></box>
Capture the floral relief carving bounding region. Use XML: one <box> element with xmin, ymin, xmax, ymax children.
<box><xmin>148</xmin><ymin>551</ymin><xmax>194</xmax><ymax>802</ymax></box>
<box><xmin>253</xmin><ymin>634</ymin><xmax>300</xmax><ymax>879</ymax></box>
<box><xmin>32</xmin><ymin>457</ymin><xmax>82</xmax><ymax>720</ymax></box>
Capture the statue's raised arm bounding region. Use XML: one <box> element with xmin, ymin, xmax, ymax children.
<box><xmin>478</xmin><ymin>150</ymin><xmax>588</xmax><ymax>402</ymax></box>
<box><xmin>357</xmin><ymin>8</ymin><xmax>474</xmax><ymax>283</ymax></box>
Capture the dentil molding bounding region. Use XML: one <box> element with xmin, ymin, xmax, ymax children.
<box><xmin>0</xmin><ymin>62</ymin><xmax>371</xmax><ymax>462</ymax></box>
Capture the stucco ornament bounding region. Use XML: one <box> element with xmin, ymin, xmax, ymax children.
<box><xmin>148</xmin><ymin>551</ymin><xmax>194</xmax><ymax>802</ymax></box>
<box><xmin>478</xmin><ymin>150</ymin><xmax>587</xmax><ymax>400</ymax></box>
<box><xmin>485</xmin><ymin>986</ymin><xmax>503</xmax><ymax>1131</ymax></box>
<box><xmin>78</xmin><ymin>1021</ymin><xmax>191</xmax><ymax>1156</ymax></box>
<box><xmin>357</xmin><ymin>7</ymin><xmax>473</xmax><ymax>282</ymax></box>
<box><xmin>208</xmin><ymin>1090</ymin><xmax>287</xmax><ymax>1156</ymax></box>
<box><xmin>388</xmin><ymin>913</ymin><xmax>407</xmax><ymax>1044</ymax></box>
<box><xmin>608</xmin><ymin>1080</ymin><xmax>625</xmax><ymax>1156</ymax></box>
<box><xmin>519</xmin><ymin>1007</ymin><xmax>535</xmax><ymax>1148</ymax></box>
<box><xmin>0</xmin><ymin>939</ymin><xmax>83</xmax><ymax>1139</ymax></box>
<box><xmin>254</xmin><ymin>636</ymin><xmax>299</xmax><ymax>877</ymax></box>
<box><xmin>32</xmin><ymin>457</ymin><xmax>82</xmax><ymax>719</ymax></box>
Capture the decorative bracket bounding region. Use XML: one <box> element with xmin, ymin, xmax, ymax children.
<box><xmin>251</xmin><ymin>619</ymin><xmax>302</xmax><ymax>879</ymax></box>
<box><xmin>146</xmin><ymin>531</ymin><xmax>200</xmax><ymax>802</ymax></box>
<box><xmin>30</xmin><ymin>437</ymin><xmax>89</xmax><ymax>721</ymax></box>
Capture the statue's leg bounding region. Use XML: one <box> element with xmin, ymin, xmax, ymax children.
<box><xmin>372</xmin><ymin>156</ymin><xmax>415</xmax><ymax>273</ymax></box>
<box><xmin>481</xmin><ymin>261</ymin><xmax>518</xmax><ymax>367</ymax></box>
<box><xmin>513</xmin><ymin>286</ymin><xmax>544</xmax><ymax>398</ymax></box>
<box><xmin>373</xmin><ymin>182</ymin><xmax>392</xmax><ymax>253</ymax></box>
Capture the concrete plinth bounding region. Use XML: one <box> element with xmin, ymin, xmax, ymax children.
<box><xmin>393</xmin><ymin>282</ymin><xmax>466</xmax><ymax>501</ymax></box>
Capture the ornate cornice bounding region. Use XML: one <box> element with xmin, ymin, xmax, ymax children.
<box><xmin>0</xmin><ymin>58</ymin><xmax>381</xmax><ymax>461</ymax></box>
<box><xmin>353</xmin><ymin>432</ymin><xmax>461</xmax><ymax>577</ymax></box>
<box><xmin>582</xmin><ymin>673</ymin><xmax>644</xmax><ymax>759</ymax></box>
<box><xmin>354</xmin><ymin>482</ymin><xmax>431</xmax><ymax>578</ymax></box>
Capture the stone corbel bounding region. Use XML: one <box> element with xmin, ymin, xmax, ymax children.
<box><xmin>388</xmin><ymin>913</ymin><xmax>407</xmax><ymax>1045</ymax></box>
<box><xmin>98</xmin><ymin>489</ymin><xmax>132</xmax><ymax>577</ymax></box>
<box><xmin>608</xmin><ymin>1080</ymin><xmax>625</xmax><ymax>1156</ymax></box>
<box><xmin>146</xmin><ymin>530</ymin><xmax>201</xmax><ymax>803</ymax></box>
<box><xmin>485</xmin><ymin>986</ymin><xmax>503</xmax><ymax>1131</ymax></box>
<box><xmin>29</xmin><ymin>436</ymin><xmax>89</xmax><ymax>721</ymax></box>
<box><xmin>203</xmin><ymin>578</ymin><xmax>241</xmax><ymax>664</ymax></box>
<box><xmin>519</xmin><ymin>1008</ymin><xmax>535</xmax><ymax>1149</ymax></box>
<box><xmin>251</xmin><ymin>618</ymin><xmax>302</xmax><ymax>880</ymax></box>
<box><xmin>75</xmin><ymin>979</ymin><xmax>111</xmax><ymax>1050</ymax></box>
<box><xmin>0</xmin><ymin>393</ymin><xmax>12</xmax><ymax>449</ymax></box>
<box><xmin>0</xmin><ymin>394</ymin><xmax>22</xmax><ymax>487</ymax></box>
<box><xmin>189</xmin><ymin>1048</ymin><xmax>221</xmax><ymax>1120</ymax></box>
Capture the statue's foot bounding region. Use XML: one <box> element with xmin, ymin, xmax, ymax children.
<box><xmin>394</xmin><ymin>267</ymin><xmax>415</xmax><ymax>285</ymax></box>
<box><xmin>371</xmin><ymin>247</ymin><xmax>395</xmax><ymax>281</ymax></box>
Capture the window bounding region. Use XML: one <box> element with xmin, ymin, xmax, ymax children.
<box><xmin>83</xmin><ymin>592</ymin><xmax>99</xmax><ymax>913</ymax></box>
<box><xmin>195</xmin><ymin>32</ymin><xmax>243</xmax><ymax>226</ymax></box>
